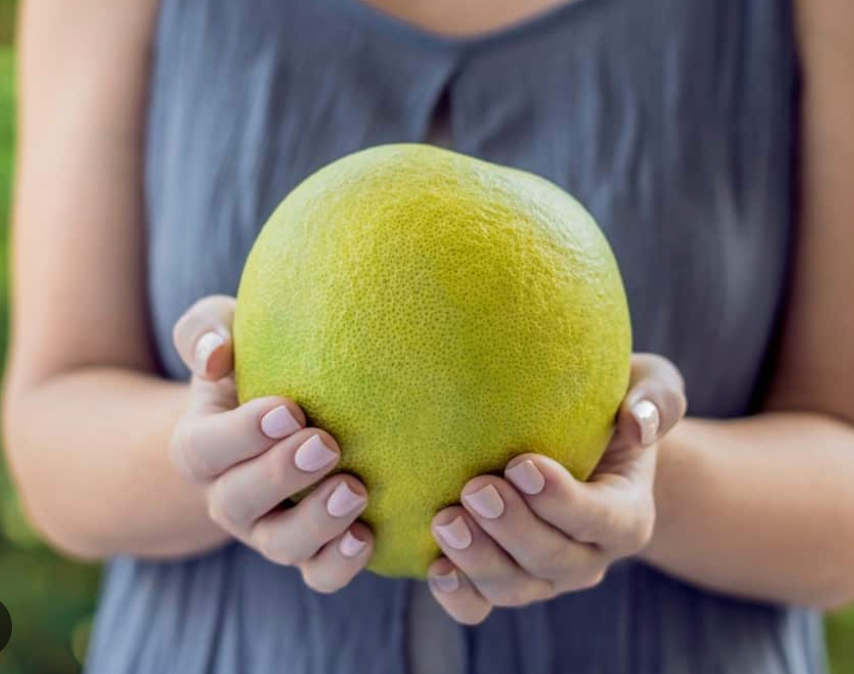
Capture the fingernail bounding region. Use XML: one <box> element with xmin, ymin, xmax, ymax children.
<box><xmin>435</xmin><ymin>516</ymin><xmax>472</xmax><ymax>550</ymax></box>
<box><xmin>463</xmin><ymin>484</ymin><xmax>505</xmax><ymax>519</ymax></box>
<box><xmin>294</xmin><ymin>435</ymin><xmax>338</xmax><ymax>472</ymax></box>
<box><xmin>327</xmin><ymin>482</ymin><xmax>367</xmax><ymax>517</ymax></box>
<box><xmin>631</xmin><ymin>399</ymin><xmax>660</xmax><ymax>446</ymax></box>
<box><xmin>338</xmin><ymin>530</ymin><xmax>367</xmax><ymax>558</ymax></box>
<box><xmin>431</xmin><ymin>570</ymin><xmax>459</xmax><ymax>593</ymax></box>
<box><xmin>194</xmin><ymin>331</ymin><xmax>226</xmax><ymax>375</ymax></box>
<box><xmin>505</xmin><ymin>460</ymin><xmax>545</xmax><ymax>495</ymax></box>
<box><xmin>261</xmin><ymin>405</ymin><xmax>301</xmax><ymax>439</ymax></box>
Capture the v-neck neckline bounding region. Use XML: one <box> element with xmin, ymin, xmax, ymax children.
<box><xmin>333</xmin><ymin>0</ymin><xmax>599</xmax><ymax>54</ymax></box>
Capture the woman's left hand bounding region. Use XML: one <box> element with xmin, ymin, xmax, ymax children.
<box><xmin>428</xmin><ymin>353</ymin><xmax>687</xmax><ymax>624</ymax></box>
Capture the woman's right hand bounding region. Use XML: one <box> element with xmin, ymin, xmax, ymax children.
<box><xmin>169</xmin><ymin>295</ymin><xmax>373</xmax><ymax>592</ymax></box>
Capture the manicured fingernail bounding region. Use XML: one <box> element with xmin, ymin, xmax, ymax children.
<box><xmin>632</xmin><ymin>399</ymin><xmax>660</xmax><ymax>446</ymax></box>
<box><xmin>194</xmin><ymin>331</ymin><xmax>226</xmax><ymax>375</ymax></box>
<box><xmin>338</xmin><ymin>530</ymin><xmax>366</xmax><ymax>558</ymax></box>
<box><xmin>327</xmin><ymin>482</ymin><xmax>367</xmax><ymax>517</ymax></box>
<box><xmin>435</xmin><ymin>516</ymin><xmax>472</xmax><ymax>550</ymax></box>
<box><xmin>463</xmin><ymin>484</ymin><xmax>505</xmax><ymax>519</ymax></box>
<box><xmin>432</xmin><ymin>570</ymin><xmax>460</xmax><ymax>593</ymax></box>
<box><xmin>505</xmin><ymin>460</ymin><xmax>545</xmax><ymax>495</ymax></box>
<box><xmin>261</xmin><ymin>405</ymin><xmax>301</xmax><ymax>439</ymax></box>
<box><xmin>294</xmin><ymin>435</ymin><xmax>338</xmax><ymax>472</ymax></box>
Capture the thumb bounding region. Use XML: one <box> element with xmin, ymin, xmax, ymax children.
<box><xmin>616</xmin><ymin>353</ymin><xmax>687</xmax><ymax>447</ymax></box>
<box><xmin>173</xmin><ymin>295</ymin><xmax>236</xmax><ymax>381</ymax></box>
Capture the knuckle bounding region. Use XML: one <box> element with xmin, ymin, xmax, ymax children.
<box><xmin>487</xmin><ymin>592</ymin><xmax>517</xmax><ymax>609</ymax></box>
<box><xmin>647</xmin><ymin>352</ymin><xmax>670</xmax><ymax>370</ymax></box>
<box><xmin>601</xmin><ymin>505</ymin><xmax>626</xmax><ymax>538</ymax></box>
<box><xmin>456</xmin><ymin>608</ymin><xmax>492</xmax><ymax>626</ymax></box>
<box><xmin>645</xmin><ymin>352</ymin><xmax>677</xmax><ymax>379</ymax></box>
<box><xmin>635</xmin><ymin>523</ymin><xmax>654</xmax><ymax>552</ymax></box>
<box><xmin>552</xmin><ymin>477</ymin><xmax>577</xmax><ymax>507</ymax></box>
<box><xmin>168</xmin><ymin>422</ymin><xmax>189</xmax><ymax>472</ymax></box>
<box><xmin>676</xmin><ymin>397</ymin><xmax>688</xmax><ymax>422</ymax></box>
<box><xmin>206</xmin><ymin>496</ymin><xmax>228</xmax><ymax>531</ymax></box>
<box><xmin>575</xmin><ymin>569</ymin><xmax>606</xmax><ymax>591</ymax></box>
<box><xmin>253</xmin><ymin>528</ymin><xmax>298</xmax><ymax>567</ymax></box>
<box><xmin>531</xmin><ymin>545</ymin><xmax>572</xmax><ymax>579</ymax></box>
<box><xmin>308</xmin><ymin>497</ymin><xmax>339</xmax><ymax>536</ymax></box>
<box><xmin>489</xmin><ymin>582</ymin><xmax>542</xmax><ymax>608</ymax></box>
<box><xmin>172</xmin><ymin>311</ymin><xmax>196</xmax><ymax>350</ymax></box>
<box><xmin>301</xmin><ymin>566</ymin><xmax>348</xmax><ymax>595</ymax></box>
<box><xmin>618</xmin><ymin>498</ymin><xmax>656</xmax><ymax>553</ymax></box>
<box><xmin>191</xmin><ymin>294</ymin><xmax>231</xmax><ymax>318</ymax></box>
<box><xmin>574</xmin><ymin>507</ymin><xmax>613</xmax><ymax>544</ymax></box>
<box><xmin>271</xmin><ymin>546</ymin><xmax>300</xmax><ymax>567</ymax></box>
<box><xmin>561</xmin><ymin>567</ymin><xmax>605</xmax><ymax>593</ymax></box>
<box><xmin>633</xmin><ymin>505</ymin><xmax>657</xmax><ymax>551</ymax></box>
<box><xmin>209</xmin><ymin>478</ymin><xmax>247</xmax><ymax>529</ymax></box>
<box><xmin>432</xmin><ymin>506</ymin><xmax>466</xmax><ymax>530</ymax></box>
<box><xmin>668</xmin><ymin>389</ymin><xmax>688</xmax><ymax>423</ymax></box>
<box><xmin>263</xmin><ymin>446</ymin><xmax>290</xmax><ymax>489</ymax></box>
<box><xmin>186</xmin><ymin>297</ymin><xmax>210</xmax><ymax>317</ymax></box>
<box><xmin>170</xmin><ymin>421</ymin><xmax>198</xmax><ymax>479</ymax></box>
<box><xmin>180</xmin><ymin>422</ymin><xmax>214</xmax><ymax>480</ymax></box>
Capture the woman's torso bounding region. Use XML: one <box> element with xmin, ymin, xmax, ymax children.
<box><xmin>86</xmin><ymin>0</ymin><xmax>826</xmax><ymax>672</ymax></box>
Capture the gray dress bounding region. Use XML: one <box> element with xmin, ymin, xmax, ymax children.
<box><xmin>85</xmin><ymin>0</ymin><xmax>827</xmax><ymax>672</ymax></box>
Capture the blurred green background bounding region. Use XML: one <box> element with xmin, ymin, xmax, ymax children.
<box><xmin>0</xmin><ymin>1</ymin><xmax>851</xmax><ymax>672</ymax></box>
<box><xmin>0</xmin><ymin>5</ymin><xmax>103</xmax><ymax>673</ymax></box>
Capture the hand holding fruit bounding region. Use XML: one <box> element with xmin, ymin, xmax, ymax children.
<box><xmin>169</xmin><ymin>293</ymin><xmax>685</xmax><ymax>623</ymax></box>
<box><xmin>427</xmin><ymin>354</ymin><xmax>686</xmax><ymax>625</ymax></box>
<box><xmin>169</xmin><ymin>296</ymin><xmax>374</xmax><ymax>593</ymax></box>
<box><xmin>179</xmin><ymin>146</ymin><xmax>672</xmax><ymax>610</ymax></box>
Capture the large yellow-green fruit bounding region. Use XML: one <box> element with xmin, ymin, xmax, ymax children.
<box><xmin>234</xmin><ymin>144</ymin><xmax>631</xmax><ymax>578</ymax></box>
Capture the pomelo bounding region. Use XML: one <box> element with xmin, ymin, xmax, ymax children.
<box><xmin>234</xmin><ymin>144</ymin><xmax>631</xmax><ymax>578</ymax></box>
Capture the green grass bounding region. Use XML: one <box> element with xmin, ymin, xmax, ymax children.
<box><xmin>0</xmin><ymin>12</ymin><xmax>851</xmax><ymax>674</ymax></box>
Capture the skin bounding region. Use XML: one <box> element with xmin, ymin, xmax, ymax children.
<box><xmin>357</xmin><ymin>0</ymin><xmax>575</xmax><ymax>36</ymax></box>
<box><xmin>428</xmin><ymin>355</ymin><xmax>683</xmax><ymax>622</ymax></box>
<box><xmin>4</xmin><ymin>0</ymin><xmax>854</xmax><ymax>631</ymax></box>
<box><xmin>169</xmin><ymin>296</ymin><xmax>374</xmax><ymax>589</ymax></box>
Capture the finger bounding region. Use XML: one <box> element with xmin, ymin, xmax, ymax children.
<box><xmin>299</xmin><ymin>522</ymin><xmax>375</xmax><ymax>594</ymax></box>
<box><xmin>188</xmin><ymin>372</ymin><xmax>241</xmax><ymax>416</ymax></box>
<box><xmin>460</xmin><ymin>476</ymin><xmax>600</xmax><ymax>583</ymax></box>
<box><xmin>427</xmin><ymin>557</ymin><xmax>493</xmax><ymax>625</ymax></box>
<box><xmin>173</xmin><ymin>295</ymin><xmax>236</xmax><ymax>380</ymax></box>
<box><xmin>618</xmin><ymin>353</ymin><xmax>687</xmax><ymax>447</ymax></box>
<box><xmin>207</xmin><ymin>428</ymin><xmax>340</xmax><ymax>531</ymax></box>
<box><xmin>172</xmin><ymin>396</ymin><xmax>307</xmax><ymax>482</ymax></box>
<box><xmin>250</xmin><ymin>474</ymin><xmax>368</xmax><ymax>566</ymax></box>
<box><xmin>505</xmin><ymin>454</ymin><xmax>654</xmax><ymax>556</ymax></box>
<box><xmin>432</xmin><ymin>507</ymin><xmax>552</xmax><ymax>608</ymax></box>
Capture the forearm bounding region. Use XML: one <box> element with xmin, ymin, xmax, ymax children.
<box><xmin>640</xmin><ymin>412</ymin><xmax>854</xmax><ymax>609</ymax></box>
<box><xmin>3</xmin><ymin>367</ymin><xmax>229</xmax><ymax>560</ymax></box>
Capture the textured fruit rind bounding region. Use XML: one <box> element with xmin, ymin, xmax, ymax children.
<box><xmin>234</xmin><ymin>144</ymin><xmax>632</xmax><ymax>578</ymax></box>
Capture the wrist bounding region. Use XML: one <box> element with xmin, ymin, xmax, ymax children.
<box><xmin>637</xmin><ymin>417</ymin><xmax>705</xmax><ymax>565</ymax></box>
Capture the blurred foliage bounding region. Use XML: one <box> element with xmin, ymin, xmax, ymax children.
<box><xmin>0</xmin><ymin>0</ymin><xmax>13</xmax><ymax>46</ymax></box>
<box><xmin>0</xmin><ymin>1</ymin><xmax>851</xmax><ymax>672</ymax></box>
<box><xmin>829</xmin><ymin>608</ymin><xmax>854</xmax><ymax>673</ymax></box>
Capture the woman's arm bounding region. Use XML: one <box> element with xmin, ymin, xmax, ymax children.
<box><xmin>2</xmin><ymin>0</ymin><xmax>224</xmax><ymax>559</ymax></box>
<box><xmin>645</xmin><ymin>415</ymin><xmax>854</xmax><ymax>609</ymax></box>
<box><xmin>639</xmin><ymin>0</ymin><xmax>854</xmax><ymax>610</ymax></box>
<box><xmin>4</xmin><ymin>2</ymin><xmax>375</xmax><ymax>594</ymax></box>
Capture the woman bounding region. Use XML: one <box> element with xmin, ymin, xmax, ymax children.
<box><xmin>5</xmin><ymin>0</ymin><xmax>854</xmax><ymax>672</ymax></box>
